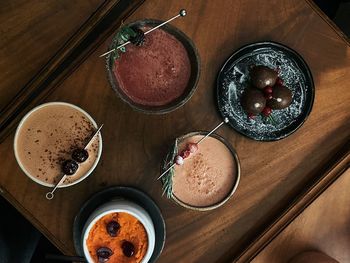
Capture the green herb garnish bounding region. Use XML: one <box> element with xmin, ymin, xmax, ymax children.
<box><xmin>266</xmin><ymin>114</ymin><xmax>277</xmax><ymax>125</ymax></box>
<box><xmin>161</xmin><ymin>139</ymin><xmax>178</xmax><ymax>199</ymax></box>
<box><xmin>112</xmin><ymin>25</ymin><xmax>137</xmax><ymax>60</ymax></box>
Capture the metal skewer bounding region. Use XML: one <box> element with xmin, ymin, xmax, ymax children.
<box><xmin>157</xmin><ymin>118</ymin><xmax>229</xmax><ymax>180</ymax></box>
<box><xmin>45</xmin><ymin>124</ymin><xmax>104</xmax><ymax>200</ymax></box>
<box><xmin>99</xmin><ymin>9</ymin><xmax>187</xmax><ymax>58</ymax></box>
<box><xmin>83</xmin><ymin>124</ymin><xmax>104</xmax><ymax>150</ymax></box>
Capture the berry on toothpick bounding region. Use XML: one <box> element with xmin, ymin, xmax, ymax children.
<box><xmin>180</xmin><ymin>150</ymin><xmax>191</xmax><ymax>159</ymax></box>
<box><xmin>175</xmin><ymin>155</ymin><xmax>184</xmax><ymax>165</ymax></box>
<box><xmin>187</xmin><ymin>143</ymin><xmax>198</xmax><ymax>153</ymax></box>
<box><xmin>72</xmin><ymin>148</ymin><xmax>89</xmax><ymax>163</ymax></box>
<box><xmin>264</xmin><ymin>93</ymin><xmax>273</xmax><ymax>100</ymax></box>
<box><xmin>159</xmin><ymin>118</ymin><xmax>229</xmax><ymax>180</ymax></box>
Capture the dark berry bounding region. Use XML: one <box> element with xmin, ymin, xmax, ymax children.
<box><xmin>97</xmin><ymin>247</ymin><xmax>113</xmax><ymax>263</ymax></box>
<box><xmin>262</xmin><ymin>107</ymin><xmax>272</xmax><ymax>117</ymax></box>
<box><xmin>129</xmin><ymin>26</ymin><xmax>145</xmax><ymax>46</ymax></box>
<box><xmin>248</xmin><ymin>113</ymin><xmax>256</xmax><ymax>119</ymax></box>
<box><xmin>180</xmin><ymin>150</ymin><xmax>191</xmax><ymax>159</ymax></box>
<box><xmin>121</xmin><ymin>241</ymin><xmax>135</xmax><ymax>257</ymax></box>
<box><xmin>263</xmin><ymin>86</ymin><xmax>273</xmax><ymax>94</ymax></box>
<box><xmin>61</xmin><ymin>160</ymin><xmax>78</xmax><ymax>175</ymax></box>
<box><xmin>276</xmin><ymin>77</ymin><xmax>284</xmax><ymax>86</ymax></box>
<box><xmin>106</xmin><ymin>221</ymin><xmax>120</xmax><ymax>237</ymax></box>
<box><xmin>72</xmin><ymin>148</ymin><xmax>89</xmax><ymax>163</ymax></box>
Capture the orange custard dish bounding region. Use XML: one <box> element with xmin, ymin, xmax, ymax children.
<box><xmin>86</xmin><ymin>212</ymin><xmax>148</xmax><ymax>263</ymax></box>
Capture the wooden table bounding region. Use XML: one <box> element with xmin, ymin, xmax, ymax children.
<box><xmin>0</xmin><ymin>0</ymin><xmax>104</xmax><ymax>108</ymax></box>
<box><xmin>252</xmin><ymin>168</ymin><xmax>350</xmax><ymax>263</ymax></box>
<box><xmin>0</xmin><ymin>1</ymin><xmax>349</xmax><ymax>262</ymax></box>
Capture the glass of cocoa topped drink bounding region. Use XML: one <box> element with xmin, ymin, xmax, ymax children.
<box><xmin>14</xmin><ymin>102</ymin><xmax>102</xmax><ymax>187</ymax></box>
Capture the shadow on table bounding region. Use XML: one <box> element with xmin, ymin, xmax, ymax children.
<box><xmin>0</xmin><ymin>195</ymin><xmax>64</xmax><ymax>263</ymax></box>
<box><xmin>207</xmin><ymin>121</ymin><xmax>349</xmax><ymax>263</ymax></box>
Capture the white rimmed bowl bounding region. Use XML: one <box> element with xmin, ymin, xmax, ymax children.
<box><xmin>13</xmin><ymin>102</ymin><xmax>103</xmax><ymax>188</ymax></box>
<box><xmin>81</xmin><ymin>200</ymin><xmax>155</xmax><ymax>263</ymax></box>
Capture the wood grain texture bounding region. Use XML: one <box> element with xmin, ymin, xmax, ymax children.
<box><xmin>236</xmin><ymin>144</ymin><xmax>350</xmax><ymax>262</ymax></box>
<box><xmin>0</xmin><ymin>0</ymin><xmax>104</xmax><ymax>109</ymax></box>
<box><xmin>252</xmin><ymin>167</ymin><xmax>350</xmax><ymax>263</ymax></box>
<box><xmin>0</xmin><ymin>0</ymin><xmax>145</xmax><ymax>142</ymax></box>
<box><xmin>0</xmin><ymin>0</ymin><xmax>349</xmax><ymax>262</ymax></box>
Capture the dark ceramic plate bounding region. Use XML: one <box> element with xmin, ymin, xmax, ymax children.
<box><xmin>217</xmin><ymin>41</ymin><xmax>314</xmax><ymax>141</ymax></box>
<box><xmin>106</xmin><ymin>19</ymin><xmax>200</xmax><ymax>114</ymax></box>
<box><xmin>73</xmin><ymin>186</ymin><xmax>166</xmax><ymax>263</ymax></box>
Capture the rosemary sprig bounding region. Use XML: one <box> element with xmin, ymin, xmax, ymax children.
<box><xmin>262</xmin><ymin>113</ymin><xmax>277</xmax><ymax>125</ymax></box>
<box><xmin>112</xmin><ymin>25</ymin><xmax>137</xmax><ymax>60</ymax></box>
<box><xmin>161</xmin><ymin>139</ymin><xmax>178</xmax><ymax>199</ymax></box>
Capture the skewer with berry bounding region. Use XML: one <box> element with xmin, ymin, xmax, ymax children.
<box><xmin>45</xmin><ymin>124</ymin><xmax>103</xmax><ymax>200</ymax></box>
<box><xmin>158</xmin><ymin>118</ymin><xmax>229</xmax><ymax>198</ymax></box>
<box><xmin>100</xmin><ymin>9</ymin><xmax>187</xmax><ymax>58</ymax></box>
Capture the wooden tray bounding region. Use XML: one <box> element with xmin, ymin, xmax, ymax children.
<box><xmin>234</xmin><ymin>141</ymin><xmax>350</xmax><ymax>262</ymax></box>
<box><xmin>0</xmin><ymin>1</ymin><xmax>349</xmax><ymax>262</ymax></box>
<box><xmin>0</xmin><ymin>0</ymin><xmax>144</xmax><ymax>142</ymax></box>
<box><xmin>251</xmin><ymin>159</ymin><xmax>350</xmax><ymax>262</ymax></box>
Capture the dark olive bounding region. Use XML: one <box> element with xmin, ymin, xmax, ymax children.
<box><xmin>267</xmin><ymin>85</ymin><xmax>293</xmax><ymax>109</ymax></box>
<box><xmin>106</xmin><ymin>220</ymin><xmax>120</xmax><ymax>237</ymax></box>
<box><xmin>61</xmin><ymin>160</ymin><xmax>78</xmax><ymax>175</ymax></box>
<box><xmin>250</xmin><ymin>65</ymin><xmax>278</xmax><ymax>89</ymax></box>
<box><xmin>96</xmin><ymin>247</ymin><xmax>113</xmax><ymax>262</ymax></box>
<box><xmin>121</xmin><ymin>241</ymin><xmax>135</xmax><ymax>257</ymax></box>
<box><xmin>241</xmin><ymin>88</ymin><xmax>266</xmax><ymax>115</ymax></box>
<box><xmin>72</xmin><ymin>148</ymin><xmax>89</xmax><ymax>163</ymax></box>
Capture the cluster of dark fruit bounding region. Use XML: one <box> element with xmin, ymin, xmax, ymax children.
<box><xmin>96</xmin><ymin>220</ymin><xmax>135</xmax><ymax>262</ymax></box>
<box><xmin>241</xmin><ymin>65</ymin><xmax>293</xmax><ymax>119</ymax></box>
<box><xmin>61</xmin><ymin>148</ymin><xmax>89</xmax><ymax>175</ymax></box>
<box><xmin>129</xmin><ymin>26</ymin><xmax>145</xmax><ymax>46</ymax></box>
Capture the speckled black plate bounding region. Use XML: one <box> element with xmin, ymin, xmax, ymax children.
<box><xmin>73</xmin><ymin>186</ymin><xmax>166</xmax><ymax>263</ymax></box>
<box><xmin>217</xmin><ymin>41</ymin><xmax>314</xmax><ymax>141</ymax></box>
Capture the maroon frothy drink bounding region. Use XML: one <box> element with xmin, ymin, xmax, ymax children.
<box><xmin>113</xmin><ymin>26</ymin><xmax>191</xmax><ymax>107</ymax></box>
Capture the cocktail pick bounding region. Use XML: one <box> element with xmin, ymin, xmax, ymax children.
<box><xmin>157</xmin><ymin>117</ymin><xmax>229</xmax><ymax>180</ymax></box>
<box><xmin>45</xmin><ymin>124</ymin><xmax>104</xmax><ymax>200</ymax></box>
<box><xmin>99</xmin><ymin>9</ymin><xmax>187</xmax><ymax>58</ymax></box>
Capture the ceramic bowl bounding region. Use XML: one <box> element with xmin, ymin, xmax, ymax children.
<box><xmin>81</xmin><ymin>199</ymin><xmax>155</xmax><ymax>263</ymax></box>
<box><xmin>106</xmin><ymin>19</ymin><xmax>200</xmax><ymax>114</ymax></box>
<box><xmin>161</xmin><ymin>131</ymin><xmax>241</xmax><ymax>211</ymax></box>
<box><xmin>13</xmin><ymin>102</ymin><xmax>103</xmax><ymax>188</ymax></box>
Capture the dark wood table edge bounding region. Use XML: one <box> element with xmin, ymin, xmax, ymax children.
<box><xmin>0</xmin><ymin>0</ymin><xmax>145</xmax><ymax>143</ymax></box>
<box><xmin>305</xmin><ymin>0</ymin><xmax>350</xmax><ymax>46</ymax></box>
<box><xmin>0</xmin><ymin>186</ymin><xmax>73</xmax><ymax>254</ymax></box>
<box><xmin>0</xmin><ymin>0</ymin><xmax>145</xmax><ymax>256</ymax></box>
<box><xmin>233</xmin><ymin>140</ymin><xmax>350</xmax><ymax>263</ymax></box>
<box><xmin>0</xmin><ymin>0</ymin><xmax>348</xmax><ymax>261</ymax></box>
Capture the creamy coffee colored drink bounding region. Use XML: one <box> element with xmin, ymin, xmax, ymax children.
<box><xmin>172</xmin><ymin>134</ymin><xmax>239</xmax><ymax>208</ymax></box>
<box><xmin>14</xmin><ymin>102</ymin><xmax>101</xmax><ymax>187</ymax></box>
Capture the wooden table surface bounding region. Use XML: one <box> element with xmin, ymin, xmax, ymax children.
<box><xmin>252</xmin><ymin>168</ymin><xmax>350</xmax><ymax>263</ymax></box>
<box><xmin>0</xmin><ymin>0</ymin><xmax>104</xmax><ymax>109</ymax></box>
<box><xmin>0</xmin><ymin>1</ymin><xmax>349</xmax><ymax>262</ymax></box>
